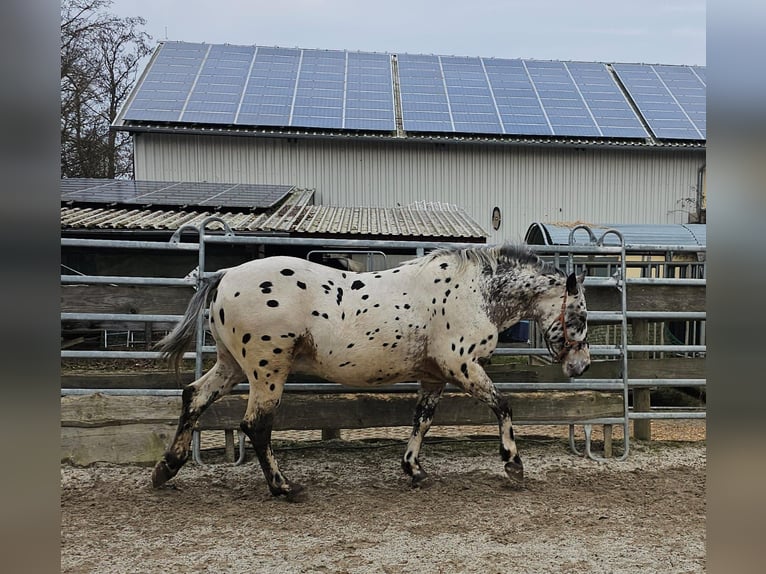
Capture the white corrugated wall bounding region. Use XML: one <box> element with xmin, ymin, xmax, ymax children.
<box><xmin>133</xmin><ymin>132</ymin><xmax>705</xmax><ymax>243</ymax></box>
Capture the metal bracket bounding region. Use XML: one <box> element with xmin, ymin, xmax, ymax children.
<box><xmin>192</xmin><ymin>429</ymin><xmax>247</xmax><ymax>466</ymax></box>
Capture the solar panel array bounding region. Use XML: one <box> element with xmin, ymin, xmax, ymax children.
<box><xmin>61</xmin><ymin>178</ymin><xmax>294</xmax><ymax>210</ymax></box>
<box><xmin>612</xmin><ymin>63</ymin><xmax>706</xmax><ymax>140</ymax></box>
<box><xmin>121</xmin><ymin>41</ymin><xmax>705</xmax><ymax>141</ymax></box>
<box><xmin>396</xmin><ymin>55</ymin><xmax>650</xmax><ymax>137</ymax></box>
<box><xmin>124</xmin><ymin>43</ymin><xmax>395</xmax><ymax>131</ymax></box>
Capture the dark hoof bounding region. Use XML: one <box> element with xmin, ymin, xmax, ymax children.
<box><xmin>151</xmin><ymin>459</ymin><xmax>178</xmax><ymax>489</ymax></box>
<box><xmin>283</xmin><ymin>483</ymin><xmax>307</xmax><ymax>503</ymax></box>
<box><xmin>504</xmin><ymin>460</ymin><xmax>524</xmax><ymax>484</ymax></box>
<box><xmin>271</xmin><ymin>484</ymin><xmax>307</xmax><ymax>502</ymax></box>
<box><xmin>410</xmin><ymin>469</ymin><xmax>428</xmax><ymax>488</ymax></box>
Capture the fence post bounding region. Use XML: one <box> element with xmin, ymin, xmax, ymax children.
<box><xmin>632</xmin><ymin>319</ymin><xmax>651</xmax><ymax>440</ymax></box>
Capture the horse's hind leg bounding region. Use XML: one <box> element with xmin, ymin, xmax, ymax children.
<box><xmin>152</xmin><ymin>350</ymin><xmax>242</xmax><ymax>488</ymax></box>
<box><xmin>402</xmin><ymin>382</ymin><xmax>444</xmax><ymax>485</ymax></box>
<box><xmin>238</xmin><ymin>371</ymin><xmax>303</xmax><ymax>500</ymax></box>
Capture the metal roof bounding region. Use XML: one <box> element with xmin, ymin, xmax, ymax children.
<box><xmin>61</xmin><ymin>185</ymin><xmax>488</xmax><ymax>241</ymax></box>
<box><xmin>525</xmin><ymin>222</ymin><xmax>706</xmax><ymax>248</ymax></box>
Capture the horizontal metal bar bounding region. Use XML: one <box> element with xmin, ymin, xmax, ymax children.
<box><xmin>629</xmin><ymin>411</ymin><xmax>706</xmax><ymax>420</ymax></box>
<box><xmin>627</xmin><ymin>345</ymin><xmax>705</xmax><ymax>353</ymax></box>
<box><xmin>588</xmin><ymin>311</ymin><xmax>706</xmax><ymax>322</ymax></box>
<box><xmin>61</xmin><ymin>350</ymin><xmax>195</xmax><ymax>359</ymax></box>
<box><xmin>61</xmin><ymin>275</ymin><xmax>194</xmax><ymax>287</ymax></box>
<box><xmin>62</xmin><ymin>313</ymin><xmax>182</xmax><ymax>323</ymax></box>
<box><xmin>62</xmin><ymin>238</ymin><xmax>200</xmax><ymax>251</ymax></box>
<box><xmin>62</xmin><ymin>388</ymin><xmax>185</xmax><ymax>396</ymax></box>
<box><xmin>628</xmin><ymin>379</ymin><xmax>706</xmax><ymax>387</ymax></box>
<box><xmin>625</xmin><ymin>277</ymin><xmax>706</xmax><ymax>286</ymax></box>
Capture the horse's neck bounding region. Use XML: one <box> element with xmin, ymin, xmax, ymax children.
<box><xmin>480</xmin><ymin>262</ymin><xmax>557</xmax><ymax>331</ymax></box>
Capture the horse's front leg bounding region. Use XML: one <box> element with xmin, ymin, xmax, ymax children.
<box><xmin>402</xmin><ymin>382</ymin><xmax>444</xmax><ymax>485</ymax></box>
<box><xmin>458</xmin><ymin>363</ymin><xmax>523</xmax><ymax>483</ymax></box>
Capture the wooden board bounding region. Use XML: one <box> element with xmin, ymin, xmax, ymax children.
<box><xmin>61</xmin><ymin>282</ymin><xmax>705</xmax><ymax>318</ymax></box>
<box><xmin>61</xmin><ymin>357</ymin><xmax>706</xmax><ymax>389</ymax></box>
<box><xmin>61</xmin><ymin>391</ymin><xmax>623</xmax><ymax>464</ymax></box>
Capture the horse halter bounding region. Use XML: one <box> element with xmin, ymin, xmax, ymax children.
<box><xmin>545</xmin><ymin>286</ymin><xmax>589</xmax><ymax>362</ymax></box>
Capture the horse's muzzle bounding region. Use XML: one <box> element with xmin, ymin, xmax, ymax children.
<box><xmin>562</xmin><ymin>343</ymin><xmax>591</xmax><ymax>377</ymax></box>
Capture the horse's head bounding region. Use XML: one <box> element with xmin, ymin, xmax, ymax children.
<box><xmin>537</xmin><ymin>272</ymin><xmax>590</xmax><ymax>377</ymax></box>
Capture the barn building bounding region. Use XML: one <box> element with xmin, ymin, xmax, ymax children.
<box><xmin>112</xmin><ymin>41</ymin><xmax>706</xmax><ymax>244</ymax></box>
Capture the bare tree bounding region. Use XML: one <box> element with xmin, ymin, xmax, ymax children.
<box><xmin>61</xmin><ymin>0</ymin><xmax>152</xmax><ymax>179</ymax></box>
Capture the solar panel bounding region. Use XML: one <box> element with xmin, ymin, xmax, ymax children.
<box><xmin>182</xmin><ymin>44</ymin><xmax>254</xmax><ymax>124</ymax></box>
<box><xmin>236</xmin><ymin>46</ymin><xmax>301</xmax><ymax>127</ymax></box>
<box><xmin>612</xmin><ymin>63</ymin><xmax>705</xmax><ymax>140</ymax></box>
<box><xmin>482</xmin><ymin>58</ymin><xmax>551</xmax><ymax>135</ymax></box>
<box><xmin>442</xmin><ymin>56</ymin><xmax>502</xmax><ymax>134</ymax></box>
<box><xmin>344</xmin><ymin>52</ymin><xmax>395</xmax><ymax>130</ymax></box>
<box><xmin>397</xmin><ymin>54</ymin><xmax>453</xmax><ymax>132</ymax></box>
<box><xmin>61</xmin><ymin>179</ymin><xmax>295</xmax><ymax>211</ymax></box>
<box><xmin>564</xmin><ymin>62</ymin><xmax>648</xmax><ymax>138</ymax></box>
<box><xmin>123</xmin><ymin>43</ymin><xmax>208</xmax><ymax>122</ymax></box>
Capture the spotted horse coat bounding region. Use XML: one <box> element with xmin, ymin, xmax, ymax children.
<box><xmin>152</xmin><ymin>244</ymin><xmax>590</xmax><ymax>500</ymax></box>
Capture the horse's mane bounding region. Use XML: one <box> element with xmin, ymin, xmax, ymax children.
<box><xmin>408</xmin><ymin>244</ymin><xmax>562</xmax><ymax>276</ymax></box>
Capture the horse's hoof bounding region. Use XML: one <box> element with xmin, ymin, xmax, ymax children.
<box><xmin>410</xmin><ymin>469</ymin><xmax>428</xmax><ymax>488</ymax></box>
<box><xmin>151</xmin><ymin>459</ymin><xmax>177</xmax><ymax>488</ymax></box>
<box><xmin>284</xmin><ymin>483</ymin><xmax>307</xmax><ymax>503</ymax></box>
<box><xmin>504</xmin><ymin>460</ymin><xmax>524</xmax><ymax>484</ymax></box>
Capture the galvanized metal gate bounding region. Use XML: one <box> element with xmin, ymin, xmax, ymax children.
<box><xmin>61</xmin><ymin>220</ymin><xmax>706</xmax><ymax>463</ymax></box>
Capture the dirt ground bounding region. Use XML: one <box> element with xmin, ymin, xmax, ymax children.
<box><xmin>61</xmin><ymin>421</ymin><xmax>706</xmax><ymax>574</ymax></box>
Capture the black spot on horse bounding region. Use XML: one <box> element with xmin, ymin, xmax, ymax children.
<box><xmin>234</xmin><ymin>291</ymin><xmax>240</xmax><ymax>298</ymax></box>
<box><xmin>259</xmin><ymin>359</ymin><xmax>268</xmax><ymax>367</ymax></box>
<box><xmin>219</xmin><ymin>307</ymin><xmax>225</xmax><ymax>325</ymax></box>
<box><xmin>280</xmin><ymin>269</ymin><xmax>295</xmax><ymax>276</ymax></box>
<box><xmin>252</xmin><ymin>370</ymin><xmax>258</xmax><ymax>380</ymax></box>
<box><xmin>461</xmin><ymin>363</ymin><xmax>469</xmax><ymax>378</ymax></box>
<box><xmin>440</xmin><ymin>262</ymin><xmax>449</xmax><ymax>269</ymax></box>
<box><xmin>351</xmin><ymin>280</ymin><xmax>365</xmax><ymax>290</ymax></box>
<box><xmin>296</xmin><ymin>281</ymin><xmax>306</xmax><ymax>290</ymax></box>
<box><xmin>336</xmin><ymin>288</ymin><xmax>343</xmax><ymax>305</ymax></box>
<box><xmin>242</xmin><ymin>333</ymin><xmax>251</xmax><ymax>344</ymax></box>
<box><xmin>241</xmin><ymin>348</ymin><xmax>246</xmax><ymax>358</ymax></box>
<box><xmin>273</xmin><ymin>348</ymin><xmax>282</xmax><ymax>354</ymax></box>
<box><xmin>261</xmin><ymin>335</ymin><xmax>271</xmax><ymax>341</ymax></box>
<box><xmin>259</xmin><ymin>281</ymin><xmax>273</xmax><ymax>293</ymax></box>
<box><xmin>362</xmin><ymin>294</ymin><xmax>369</xmax><ymax>300</ymax></box>
<box><xmin>312</xmin><ymin>310</ymin><xmax>320</xmax><ymax>316</ymax></box>
<box><xmin>267</xmin><ymin>300</ymin><xmax>279</xmax><ymax>308</ymax></box>
<box><xmin>468</xmin><ymin>343</ymin><xmax>476</xmax><ymax>354</ymax></box>
<box><xmin>347</xmin><ymin>343</ymin><xmax>355</xmax><ymax>349</ymax></box>
<box><xmin>270</xmin><ymin>384</ymin><xmax>276</xmax><ymax>391</ymax></box>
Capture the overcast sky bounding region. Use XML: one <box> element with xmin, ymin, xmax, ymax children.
<box><xmin>109</xmin><ymin>0</ymin><xmax>706</xmax><ymax>66</ymax></box>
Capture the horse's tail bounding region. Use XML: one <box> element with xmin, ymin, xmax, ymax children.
<box><xmin>154</xmin><ymin>271</ymin><xmax>225</xmax><ymax>374</ymax></box>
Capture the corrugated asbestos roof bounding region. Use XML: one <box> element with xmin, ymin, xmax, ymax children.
<box><xmin>61</xmin><ymin>188</ymin><xmax>488</xmax><ymax>241</ymax></box>
<box><xmin>524</xmin><ymin>222</ymin><xmax>706</xmax><ymax>248</ymax></box>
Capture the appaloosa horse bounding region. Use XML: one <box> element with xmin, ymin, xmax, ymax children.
<box><xmin>152</xmin><ymin>244</ymin><xmax>590</xmax><ymax>499</ymax></box>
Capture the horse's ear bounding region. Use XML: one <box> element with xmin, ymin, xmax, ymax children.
<box><xmin>566</xmin><ymin>272</ymin><xmax>579</xmax><ymax>295</ymax></box>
